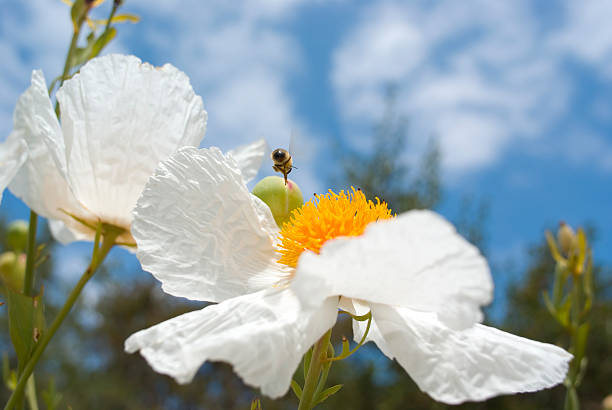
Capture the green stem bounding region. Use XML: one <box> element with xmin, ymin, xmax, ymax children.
<box><xmin>22</xmin><ymin>211</ymin><xmax>38</xmax><ymax>297</ymax></box>
<box><xmin>4</xmin><ymin>232</ymin><xmax>117</xmax><ymax>410</ymax></box>
<box><xmin>298</xmin><ymin>329</ymin><xmax>332</xmax><ymax>410</ymax></box>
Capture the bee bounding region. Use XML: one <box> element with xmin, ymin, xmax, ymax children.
<box><xmin>270</xmin><ymin>148</ymin><xmax>293</xmax><ymax>185</ymax></box>
<box><xmin>270</xmin><ymin>131</ymin><xmax>297</xmax><ymax>185</ymax></box>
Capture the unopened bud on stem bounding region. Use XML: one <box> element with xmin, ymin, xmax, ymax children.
<box><xmin>557</xmin><ymin>221</ymin><xmax>576</xmax><ymax>256</ymax></box>
<box><xmin>7</xmin><ymin>220</ymin><xmax>29</xmax><ymax>253</ymax></box>
<box><xmin>252</xmin><ymin>176</ymin><xmax>304</xmax><ymax>227</ymax></box>
<box><xmin>0</xmin><ymin>252</ymin><xmax>26</xmax><ymax>293</ymax></box>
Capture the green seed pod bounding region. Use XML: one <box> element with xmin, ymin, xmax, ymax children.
<box><xmin>557</xmin><ymin>222</ymin><xmax>576</xmax><ymax>256</ymax></box>
<box><xmin>252</xmin><ymin>176</ymin><xmax>304</xmax><ymax>227</ymax></box>
<box><xmin>0</xmin><ymin>252</ymin><xmax>26</xmax><ymax>293</ymax></box>
<box><xmin>7</xmin><ymin>220</ymin><xmax>29</xmax><ymax>253</ymax></box>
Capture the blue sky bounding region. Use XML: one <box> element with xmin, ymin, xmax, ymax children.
<box><xmin>1</xmin><ymin>0</ymin><xmax>611</xmax><ymax>319</ymax></box>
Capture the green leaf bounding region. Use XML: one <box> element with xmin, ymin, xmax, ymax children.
<box><xmin>574</xmin><ymin>323</ymin><xmax>589</xmax><ymax>370</ymax></box>
<box><xmin>574</xmin><ymin>229</ymin><xmax>587</xmax><ymax>274</ymax></box>
<box><xmin>290</xmin><ymin>380</ymin><xmax>302</xmax><ymax>400</ymax></box>
<box><xmin>250</xmin><ymin>398</ymin><xmax>262</xmax><ymax>410</ymax></box>
<box><xmin>2</xmin><ymin>352</ymin><xmax>15</xmax><ymax>390</ymax></box>
<box><xmin>70</xmin><ymin>32</ymin><xmax>97</xmax><ymax>69</ymax></box>
<box><xmin>303</xmin><ymin>347</ymin><xmax>312</xmax><ymax>380</ymax></box>
<box><xmin>545</xmin><ymin>231</ymin><xmax>563</xmax><ymax>263</ymax></box>
<box><xmin>90</xmin><ymin>27</ymin><xmax>117</xmax><ymax>59</ymax></box>
<box><xmin>582</xmin><ymin>251</ymin><xmax>594</xmax><ymax>316</ymax></box>
<box><xmin>110</xmin><ymin>13</ymin><xmax>140</xmax><ymax>23</ymax></box>
<box><xmin>7</xmin><ymin>289</ymin><xmax>45</xmax><ymax>373</ymax></box>
<box><xmin>555</xmin><ymin>296</ymin><xmax>572</xmax><ymax>329</ymax></box>
<box><xmin>314</xmin><ymin>384</ymin><xmax>343</xmax><ymax>405</ymax></box>
<box><xmin>552</xmin><ymin>263</ymin><xmax>569</xmax><ymax>307</ymax></box>
<box><xmin>542</xmin><ymin>291</ymin><xmax>556</xmax><ymax>317</ymax></box>
<box><xmin>41</xmin><ymin>378</ymin><xmax>63</xmax><ymax>410</ymax></box>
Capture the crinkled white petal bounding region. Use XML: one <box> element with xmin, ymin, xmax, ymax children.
<box><xmin>370</xmin><ymin>303</ymin><xmax>572</xmax><ymax>404</ymax></box>
<box><xmin>226</xmin><ymin>138</ymin><xmax>267</xmax><ymax>184</ymax></box>
<box><xmin>292</xmin><ymin>210</ymin><xmax>492</xmax><ymax>329</ymax></box>
<box><xmin>0</xmin><ymin>134</ymin><xmax>27</xmax><ymax>203</ymax></box>
<box><xmin>55</xmin><ymin>54</ymin><xmax>207</xmax><ymax>230</ymax></box>
<box><xmin>125</xmin><ymin>288</ymin><xmax>338</xmax><ymax>398</ymax></box>
<box><xmin>133</xmin><ymin>146</ymin><xmax>287</xmax><ymax>302</ymax></box>
<box><xmin>7</xmin><ymin>70</ymin><xmax>89</xmax><ymax>227</ymax></box>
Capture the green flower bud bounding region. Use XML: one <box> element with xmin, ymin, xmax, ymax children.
<box><xmin>0</xmin><ymin>252</ymin><xmax>26</xmax><ymax>293</ymax></box>
<box><xmin>557</xmin><ymin>222</ymin><xmax>576</xmax><ymax>256</ymax></box>
<box><xmin>252</xmin><ymin>176</ymin><xmax>304</xmax><ymax>227</ymax></box>
<box><xmin>7</xmin><ymin>220</ymin><xmax>29</xmax><ymax>253</ymax></box>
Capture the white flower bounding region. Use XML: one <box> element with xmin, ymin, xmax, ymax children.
<box><xmin>125</xmin><ymin>147</ymin><xmax>572</xmax><ymax>404</ymax></box>
<box><xmin>0</xmin><ymin>54</ymin><xmax>266</xmax><ymax>245</ymax></box>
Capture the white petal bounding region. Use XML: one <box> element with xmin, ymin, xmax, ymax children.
<box><xmin>227</xmin><ymin>138</ymin><xmax>267</xmax><ymax>183</ymax></box>
<box><xmin>56</xmin><ymin>54</ymin><xmax>207</xmax><ymax>230</ymax></box>
<box><xmin>292</xmin><ymin>210</ymin><xmax>492</xmax><ymax>329</ymax></box>
<box><xmin>0</xmin><ymin>134</ymin><xmax>27</xmax><ymax>203</ymax></box>
<box><xmin>125</xmin><ymin>288</ymin><xmax>338</xmax><ymax>398</ymax></box>
<box><xmin>133</xmin><ymin>146</ymin><xmax>286</xmax><ymax>302</ymax></box>
<box><xmin>7</xmin><ymin>71</ymin><xmax>89</xmax><ymax>226</ymax></box>
<box><xmin>371</xmin><ymin>304</ymin><xmax>572</xmax><ymax>404</ymax></box>
<box><xmin>48</xmin><ymin>219</ymin><xmax>90</xmax><ymax>245</ymax></box>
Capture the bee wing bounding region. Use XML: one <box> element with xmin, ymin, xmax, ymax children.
<box><xmin>289</xmin><ymin>128</ymin><xmax>298</xmax><ymax>160</ymax></box>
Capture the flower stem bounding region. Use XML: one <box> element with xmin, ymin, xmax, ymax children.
<box><xmin>3</xmin><ymin>230</ymin><xmax>118</xmax><ymax>410</ymax></box>
<box><xmin>298</xmin><ymin>329</ymin><xmax>332</xmax><ymax>410</ymax></box>
<box><xmin>22</xmin><ymin>211</ymin><xmax>38</xmax><ymax>297</ymax></box>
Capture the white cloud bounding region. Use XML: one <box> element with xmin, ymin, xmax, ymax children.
<box><xmin>331</xmin><ymin>0</ymin><xmax>612</xmax><ymax>176</ymax></box>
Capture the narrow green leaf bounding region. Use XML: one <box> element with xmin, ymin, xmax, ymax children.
<box><xmin>545</xmin><ymin>231</ymin><xmax>563</xmax><ymax>263</ymax></box>
<box><xmin>7</xmin><ymin>290</ymin><xmax>45</xmax><ymax>373</ymax></box>
<box><xmin>70</xmin><ymin>32</ymin><xmax>96</xmax><ymax>69</ymax></box>
<box><xmin>111</xmin><ymin>13</ymin><xmax>140</xmax><ymax>23</ymax></box>
<box><xmin>552</xmin><ymin>263</ymin><xmax>568</xmax><ymax>307</ymax></box>
<box><xmin>303</xmin><ymin>347</ymin><xmax>312</xmax><ymax>380</ymax></box>
<box><xmin>542</xmin><ymin>291</ymin><xmax>556</xmax><ymax>317</ymax></box>
<box><xmin>314</xmin><ymin>384</ymin><xmax>343</xmax><ymax>405</ymax></box>
<box><xmin>290</xmin><ymin>380</ymin><xmax>302</xmax><ymax>400</ymax></box>
<box><xmin>556</xmin><ymin>296</ymin><xmax>572</xmax><ymax>328</ymax></box>
<box><xmin>41</xmin><ymin>378</ymin><xmax>63</xmax><ymax>410</ymax></box>
<box><xmin>2</xmin><ymin>352</ymin><xmax>11</xmax><ymax>389</ymax></box>
<box><xmin>250</xmin><ymin>398</ymin><xmax>262</xmax><ymax>410</ymax></box>
<box><xmin>574</xmin><ymin>323</ymin><xmax>589</xmax><ymax>368</ymax></box>
<box><xmin>575</xmin><ymin>229</ymin><xmax>587</xmax><ymax>274</ymax></box>
<box><xmin>90</xmin><ymin>27</ymin><xmax>117</xmax><ymax>59</ymax></box>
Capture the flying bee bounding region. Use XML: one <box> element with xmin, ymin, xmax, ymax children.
<box><xmin>270</xmin><ymin>131</ymin><xmax>297</xmax><ymax>185</ymax></box>
<box><xmin>271</xmin><ymin>148</ymin><xmax>293</xmax><ymax>185</ymax></box>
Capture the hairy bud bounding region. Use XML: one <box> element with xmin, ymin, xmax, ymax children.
<box><xmin>252</xmin><ymin>176</ymin><xmax>303</xmax><ymax>227</ymax></box>
<box><xmin>7</xmin><ymin>219</ymin><xmax>29</xmax><ymax>253</ymax></box>
<box><xmin>0</xmin><ymin>252</ymin><xmax>26</xmax><ymax>293</ymax></box>
<box><xmin>557</xmin><ymin>222</ymin><xmax>576</xmax><ymax>256</ymax></box>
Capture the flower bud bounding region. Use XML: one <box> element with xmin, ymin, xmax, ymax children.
<box><xmin>557</xmin><ymin>222</ymin><xmax>576</xmax><ymax>256</ymax></box>
<box><xmin>0</xmin><ymin>252</ymin><xmax>26</xmax><ymax>293</ymax></box>
<box><xmin>252</xmin><ymin>176</ymin><xmax>303</xmax><ymax>227</ymax></box>
<box><xmin>7</xmin><ymin>220</ymin><xmax>29</xmax><ymax>253</ymax></box>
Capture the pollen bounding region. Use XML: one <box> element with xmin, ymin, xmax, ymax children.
<box><xmin>276</xmin><ymin>187</ymin><xmax>393</xmax><ymax>268</ymax></box>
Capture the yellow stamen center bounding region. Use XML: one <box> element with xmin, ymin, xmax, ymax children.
<box><xmin>277</xmin><ymin>187</ymin><xmax>393</xmax><ymax>268</ymax></box>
